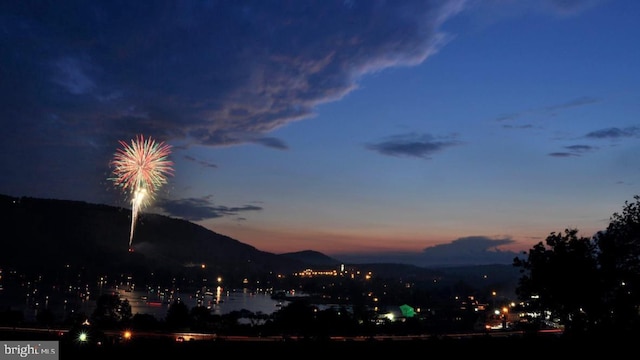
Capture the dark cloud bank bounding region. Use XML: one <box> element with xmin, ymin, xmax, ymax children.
<box><xmin>333</xmin><ymin>236</ymin><xmax>523</xmax><ymax>267</ymax></box>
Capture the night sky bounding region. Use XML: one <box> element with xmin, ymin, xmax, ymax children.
<box><xmin>1</xmin><ymin>0</ymin><xmax>638</xmax><ymax>266</ymax></box>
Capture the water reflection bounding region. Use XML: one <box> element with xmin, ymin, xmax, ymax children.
<box><xmin>9</xmin><ymin>285</ymin><xmax>290</xmax><ymax>323</ymax></box>
<box><xmin>106</xmin><ymin>286</ymin><xmax>288</xmax><ymax>320</ymax></box>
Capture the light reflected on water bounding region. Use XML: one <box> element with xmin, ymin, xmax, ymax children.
<box><xmin>111</xmin><ymin>287</ymin><xmax>288</xmax><ymax>319</ymax></box>
<box><xmin>9</xmin><ymin>282</ymin><xmax>294</xmax><ymax>322</ymax></box>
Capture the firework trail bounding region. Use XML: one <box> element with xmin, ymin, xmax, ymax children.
<box><xmin>109</xmin><ymin>135</ymin><xmax>173</xmax><ymax>249</ymax></box>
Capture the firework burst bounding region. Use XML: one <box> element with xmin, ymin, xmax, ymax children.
<box><xmin>109</xmin><ymin>134</ymin><xmax>173</xmax><ymax>249</ymax></box>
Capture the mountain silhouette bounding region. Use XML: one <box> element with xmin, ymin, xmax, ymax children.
<box><xmin>1</xmin><ymin>194</ymin><xmax>309</xmax><ymax>284</ymax></box>
<box><xmin>0</xmin><ymin>194</ymin><xmax>520</xmax><ymax>296</ymax></box>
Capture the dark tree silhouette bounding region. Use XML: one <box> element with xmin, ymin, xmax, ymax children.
<box><xmin>90</xmin><ymin>294</ymin><xmax>132</xmax><ymax>329</ymax></box>
<box><xmin>514</xmin><ymin>195</ymin><xmax>640</xmax><ymax>337</ymax></box>
<box><xmin>165</xmin><ymin>299</ymin><xmax>190</xmax><ymax>330</ymax></box>
<box><xmin>594</xmin><ymin>195</ymin><xmax>640</xmax><ymax>332</ymax></box>
<box><xmin>119</xmin><ymin>299</ymin><xmax>132</xmax><ymax>325</ymax></box>
<box><xmin>35</xmin><ymin>308</ymin><xmax>55</xmax><ymax>327</ymax></box>
<box><xmin>271</xmin><ymin>299</ymin><xmax>317</xmax><ymax>338</ymax></box>
<box><xmin>513</xmin><ymin>228</ymin><xmax>600</xmax><ymax>335</ymax></box>
<box><xmin>189</xmin><ymin>305</ymin><xmax>219</xmax><ymax>333</ymax></box>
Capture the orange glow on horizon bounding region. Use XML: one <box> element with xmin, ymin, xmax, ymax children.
<box><xmin>201</xmin><ymin>221</ymin><xmax>549</xmax><ymax>256</ymax></box>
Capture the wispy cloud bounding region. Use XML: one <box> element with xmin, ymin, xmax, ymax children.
<box><xmin>546</xmin><ymin>0</ymin><xmax>603</xmax><ymax>15</ymax></box>
<box><xmin>251</xmin><ymin>137</ymin><xmax>289</xmax><ymax>150</ymax></box>
<box><xmin>155</xmin><ymin>196</ymin><xmax>263</xmax><ymax>221</ymax></box>
<box><xmin>584</xmin><ymin>126</ymin><xmax>640</xmax><ymax>139</ymax></box>
<box><xmin>365</xmin><ymin>133</ymin><xmax>462</xmax><ymax>159</ymax></box>
<box><xmin>544</xmin><ymin>96</ymin><xmax>599</xmax><ymax>112</ymax></box>
<box><xmin>184</xmin><ymin>155</ymin><xmax>218</xmax><ymax>169</ymax></box>
<box><xmin>52</xmin><ymin>57</ymin><xmax>96</xmax><ymax>95</ymax></box>
<box><xmin>502</xmin><ymin>124</ymin><xmax>535</xmax><ymax>130</ymax></box>
<box><xmin>548</xmin><ymin>144</ymin><xmax>598</xmax><ymax>157</ymax></box>
<box><xmin>549</xmin><ymin>152</ymin><xmax>579</xmax><ymax>158</ymax></box>
<box><xmin>495</xmin><ymin>96</ymin><xmax>600</xmax><ymax>124</ymax></box>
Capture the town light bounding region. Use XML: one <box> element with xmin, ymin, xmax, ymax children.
<box><xmin>78</xmin><ymin>332</ymin><xmax>88</xmax><ymax>342</ymax></box>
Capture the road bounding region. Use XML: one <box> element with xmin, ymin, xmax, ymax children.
<box><xmin>0</xmin><ymin>325</ymin><xmax>562</xmax><ymax>343</ymax></box>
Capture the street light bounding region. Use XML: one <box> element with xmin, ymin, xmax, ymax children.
<box><xmin>502</xmin><ymin>306</ymin><xmax>509</xmax><ymax>329</ymax></box>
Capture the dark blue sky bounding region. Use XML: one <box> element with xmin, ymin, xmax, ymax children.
<box><xmin>1</xmin><ymin>0</ymin><xmax>638</xmax><ymax>266</ymax></box>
